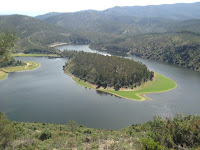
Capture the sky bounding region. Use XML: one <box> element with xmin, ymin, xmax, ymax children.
<box><xmin>0</xmin><ymin>0</ymin><xmax>200</xmax><ymax>16</ymax></box>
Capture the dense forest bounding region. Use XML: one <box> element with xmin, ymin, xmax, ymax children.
<box><xmin>1</xmin><ymin>112</ymin><xmax>200</xmax><ymax>149</ymax></box>
<box><xmin>91</xmin><ymin>32</ymin><xmax>200</xmax><ymax>72</ymax></box>
<box><xmin>64</xmin><ymin>52</ymin><xmax>154</xmax><ymax>90</ymax></box>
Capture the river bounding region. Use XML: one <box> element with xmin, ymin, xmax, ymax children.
<box><xmin>0</xmin><ymin>45</ymin><xmax>200</xmax><ymax>129</ymax></box>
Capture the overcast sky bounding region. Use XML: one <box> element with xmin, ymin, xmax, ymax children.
<box><xmin>0</xmin><ymin>0</ymin><xmax>199</xmax><ymax>16</ymax></box>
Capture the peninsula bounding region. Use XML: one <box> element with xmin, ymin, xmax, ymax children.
<box><xmin>63</xmin><ymin>52</ymin><xmax>177</xmax><ymax>100</ymax></box>
<box><xmin>0</xmin><ymin>61</ymin><xmax>40</xmax><ymax>80</ymax></box>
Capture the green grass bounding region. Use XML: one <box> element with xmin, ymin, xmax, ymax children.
<box><xmin>73</xmin><ymin>73</ymin><xmax>177</xmax><ymax>100</ymax></box>
<box><xmin>73</xmin><ymin>77</ymin><xmax>94</xmax><ymax>89</ymax></box>
<box><xmin>0</xmin><ymin>62</ymin><xmax>40</xmax><ymax>80</ymax></box>
<box><xmin>11</xmin><ymin>53</ymin><xmax>59</xmax><ymax>57</ymax></box>
<box><xmin>0</xmin><ymin>71</ymin><xmax>8</xmax><ymax>80</ymax></box>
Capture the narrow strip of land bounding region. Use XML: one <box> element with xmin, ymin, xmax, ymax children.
<box><xmin>11</xmin><ymin>53</ymin><xmax>59</xmax><ymax>57</ymax></box>
<box><xmin>72</xmin><ymin>73</ymin><xmax>177</xmax><ymax>101</ymax></box>
<box><xmin>49</xmin><ymin>42</ymin><xmax>69</xmax><ymax>47</ymax></box>
<box><xmin>0</xmin><ymin>61</ymin><xmax>40</xmax><ymax>80</ymax></box>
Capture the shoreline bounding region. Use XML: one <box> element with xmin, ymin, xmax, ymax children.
<box><xmin>0</xmin><ymin>61</ymin><xmax>40</xmax><ymax>81</ymax></box>
<box><xmin>66</xmin><ymin>71</ymin><xmax>177</xmax><ymax>101</ymax></box>
<box><xmin>11</xmin><ymin>53</ymin><xmax>59</xmax><ymax>57</ymax></box>
<box><xmin>49</xmin><ymin>42</ymin><xmax>68</xmax><ymax>47</ymax></box>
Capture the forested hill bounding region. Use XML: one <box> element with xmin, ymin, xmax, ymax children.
<box><xmin>40</xmin><ymin>12</ymin><xmax>178</xmax><ymax>35</ymax></box>
<box><xmin>0</xmin><ymin>15</ymin><xmax>70</xmax><ymax>53</ymax></box>
<box><xmin>91</xmin><ymin>32</ymin><xmax>200</xmax><ymax>72</ymax></box>
<box><xmin>104</xmin><ymin>2</ymin><xmax>200</xmax><ymax>20</ymax></box>
<box><xmin>37</xmin><ymin>2</ymin><xmax>200</xmax><ymax>35</ymax></box>
<box><xmin>37</xmin><ymin>2</ymin><xmax>200</xmax><ymax>21</ymax></box>
<box><xmin>64</xmin><ymin>52</ymin><xmax>154</xmax><ymax>90</ymax></box>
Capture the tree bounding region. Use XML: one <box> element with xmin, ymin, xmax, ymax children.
<box><xmin>0</xmin><ymin>32</ymin><xmax>16</xmax><ymax>63</ymax></box>
<box><xmin>0</xmin><ymin>112</ymin><xmax>14</xmax><ymax>149</ymax></box>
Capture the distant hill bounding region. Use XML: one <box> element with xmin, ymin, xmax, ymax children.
<box><xmin>37</xmin><ymin>2</ymin><xmax>200</xmax><ymax>35</ymax></box>
<box><xmin>104</xmin><ymin>2</ymin><xmax>200</xmax><ymax>20</ymax></box>
<box><xmin>0</xmin><ymin>15</ymin><xmax>70</xmax><ymax>52</ymax></box>
<box><xmin>167</xmin><ymin>19</ymin><xmax>200</xmax><ymax>33</ymax></box>
<box><xmin>38</xmin><ymin>2</ymin><xmax>200</xmax><ymax>21</ymax></box>
<box><xmin>41</xmin><ymin>11</ymin><xmax>178</xmax><ymax>35</ymax></box>
<box><xmin>36</xmin><ymin>12</ymin><xmax>61</xmax><ymax>20</ymax></box>
<box><xmin>1</xmin><ymin>2</ymin><xmax>200</xmax><ymax>71</ymax></box>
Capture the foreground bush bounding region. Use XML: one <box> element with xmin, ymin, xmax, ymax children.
<box><xmin>39</xmin><ymin>130</ymin><xmax>52</xmax><ymax>141</ymax></box>
<box><xmin>0</xmin><ymin>112</ymin><xmax>200</xmax><ymax>149</ymax></box>
<box><xmin>143</xmin><ymin>113</ymin><xmax>200</xmax><ymax>149</ymax></box>
<box><xmin>0</xmin><ymin>112</ymin><xmax>14</xmax><ymax>149</ymax></box>
<box><xmin>141</xmin><ymin>138</ymin><xmax>165</xmax><ymax>150</ymax></box>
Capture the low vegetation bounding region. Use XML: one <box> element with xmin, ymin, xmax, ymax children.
<box><xmin>1</xmin><ymin>112</ymin><xmax>200</xmax><ymax>149</ymax></box>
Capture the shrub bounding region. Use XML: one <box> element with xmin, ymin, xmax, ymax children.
<box><xmin>39</xmin><ymin>130</ymin><xmax>52</xmax><ymax>141</ymax></box>
<box><xmin>84</xmin><ymin>129</ymin><xmax>92</xmax><ymax>134</ymax></box>
<box><xmin>66</xmin><ymin>120</ymin><xmax>78</xmax><ymax>133</ymax></box>
<box><xmin>141</xmin><ymin>138</ymin><xmax>165</xmax><ymax>150</ymax></box>
<box><xmin>0</xmin><ymin>112</ymin><xmax>14</xmax><ymax>149</ymax></box>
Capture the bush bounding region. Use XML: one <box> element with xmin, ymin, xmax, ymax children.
<box><xmin>143</xmin><ymin>114</ymin><xmax>200</xmax><ymax>149</ymax></box>
<box><xmin>66</xmin><ymin>120</ymin><xmax>78</xmax><ymax>133</ymax></box>
<box><xmin>39</xmin><ymin>130</ymin><xmax>52</xmax><ymax>141</ymax></box>
<box><xmin>0</xmin><ymin>112</ymin><xmax>14</xmax><ymax>149</ymax></box>
<box><xmin>141</xmin><ymin>138</ymin><xmax>165</xmax><ymax>150</ymax></box>
<box><xmin>84</xmin><ymin>129</ymin><xmax>92</xmax><ymax>134</ymax></box>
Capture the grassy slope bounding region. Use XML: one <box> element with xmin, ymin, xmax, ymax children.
<box><xmin>73</xmin><ymin>73</ymin><xmax>177</xmax><ymax>100</ymax></box>
<box><xmin>11</xmin><ymin>53</ymin><xmax>59</xmax><ymax>57</ymax></box>
<box><xmin>8</xmin><ymin>121</ymin><xmax>143</xmax><ymax>150</ymax></box>
<box><xmin>4</xmin><ymin>113</ymin><xmax>199</xmax><ymax>150</ymax></box>
<box><xmin>0</xmin><ymin>61</ymin><xmax>40</xmax><ymax>80</ymax></box>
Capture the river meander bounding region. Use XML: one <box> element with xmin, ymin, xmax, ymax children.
<box><xmin>0</xmin><ymin>45</ymin><xmax>200</xmax><ymax>129</ymax></box>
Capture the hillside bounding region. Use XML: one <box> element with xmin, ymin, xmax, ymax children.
<box><xmin>0</xmin><ymin>15</ymin><xmax>70</xmax><ymax>53</ymax></box>
<box><xmin>104</xmin><ymin>2</ymin><xmax>200</xmax><ymax>20</ymax></box>
<box><xmin>1</xmin><ymin>3</ymin><xmax>199</xmax><ymax>71</ymax></box>
<box><xmin>37</xmin><ymin>2</ymin><xmax>200</xmax><ymax>38</ymax></box>
<box><xmin>41</xmin><ymin>11</ymin><xmax>178</xmax><ymax>35</ymax></box>
<box><xmin>91</xmin><ymin>32</ymin><xmax>200</xmax><ymax>72</ymax></box>
<box><xmin>35</xmin><ymin>12</ymin><xmax>61</xmax><ymax>20</ymax></box>
<box><xmin>38</xmin><ymin>8</ymin><xmax>200</xmax><ymax>72</ymax></box>
<box><xmin>1</xmin><ymin>112</ymin><xmax>200</xmax><ymax>149</ymax></box>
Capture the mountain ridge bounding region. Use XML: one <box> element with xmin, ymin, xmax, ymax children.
<box><xmin>36</xmin><ymin>2</ymin><xmax>200</xmax><ymax>21</ymax></box>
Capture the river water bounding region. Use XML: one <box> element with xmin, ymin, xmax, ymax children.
<box><xmin>0</xmin><ymin>45</ymin><xmax>199</xmax><ymax>129</ymax></box>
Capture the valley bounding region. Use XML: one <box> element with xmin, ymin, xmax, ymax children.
<box><xmin>1</xmin><ymin>2</ymin><xmax>200</xmax><ymax>149</ymax></box>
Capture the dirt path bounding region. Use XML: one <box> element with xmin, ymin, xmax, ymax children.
<box><xmin>24</xmin><ymin>63</ymin><xmax>30</xmax><ymax>69</ymax></box>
